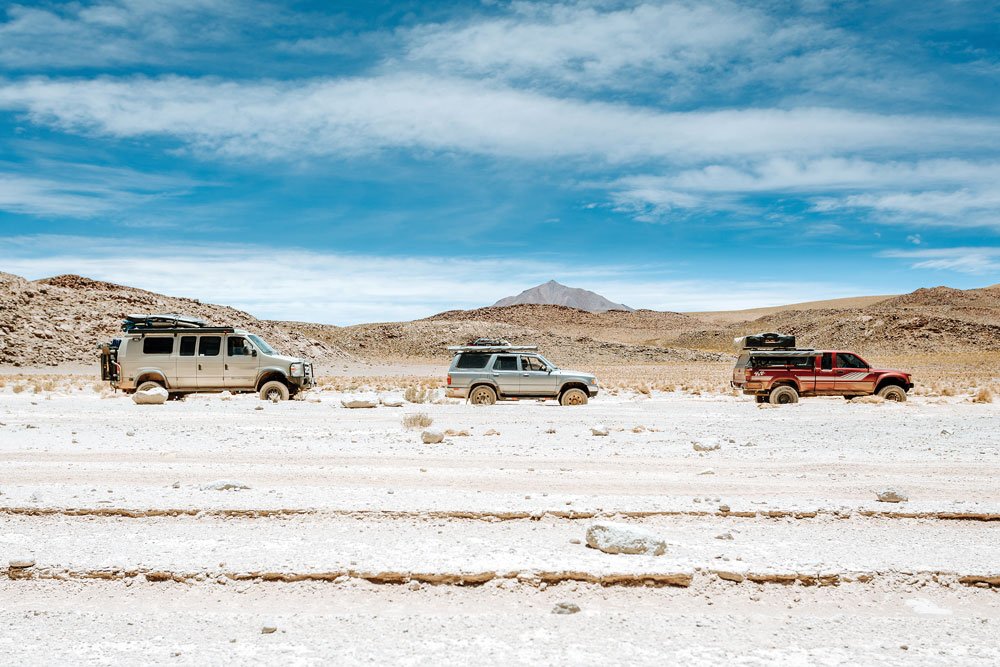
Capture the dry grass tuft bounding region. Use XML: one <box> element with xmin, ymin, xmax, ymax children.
<box><xmin>973</xmin><ymin>387</ymin><xmax>994</xmax><ymax>403</ymax></box>
<box><xmin>402</xmin><ymin>413</ymin><xmax>433</xmax><ymax>429</ymax></box>
<box><xmin>404</xmin><ymin>386</ymin><xmax>433</xmax><ymax>404</ymax></box>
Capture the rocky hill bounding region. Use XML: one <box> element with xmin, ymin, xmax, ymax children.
<box><xmin>0</xmin><ymin>273</ymin><xmax>350</xmax><ymax>367</ymax></box>
<box><xmin>493</xmin><ymin>280</ymin><xmax>633</xmax><ymax>312</ymax></box>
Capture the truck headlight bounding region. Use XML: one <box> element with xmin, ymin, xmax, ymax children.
<box><xmin>290</xmin><ymin>362</ymin><xmax>304</xmax><ymax>377</ymax></box>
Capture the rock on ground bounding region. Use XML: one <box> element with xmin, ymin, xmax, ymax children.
<box><xmin>341</xmin><ymin>400</ymin><xmax>377</xmax><ymax>409</ymax></box>
<box><xmin>421</xmin><ymin>429</ymin><xmax>445</xmax><ymax>444</ymax></box>
<box><xmin>200</xmin><ymin>480</ymin><xmax>251</xmax><ymax>491</ymax></box>
<box><xmin>132</xmin><ymin>387</ymin><xmax>168</xmax><ymax>405</ymax></box>
<box><xmin>692</xmin><ymin>439</ymin><xmax>721</xmax><ymax>452</ymax></box>
<box><xmin>876</xmin><ymin>488</ymin><xmax>908</xmax><ymax>503</ymax></box>
<box><xmin>552</xmin><ymin>602</ymin><xmax>581</xmax><ymax>615</ymax></box>
<box><xmin>585</xmin><ymin>522</ymin><xmax>667</xmax><ymax>556</ymax></box>
<box><xmin>8</xmin><ymin>557</ymin><xmax>35</xmax><ymax>569</ymax></box>
<box><xmin>591</xmin><ymin>425</ymin><xmax>609</xmax><ymax>436</ymax></box>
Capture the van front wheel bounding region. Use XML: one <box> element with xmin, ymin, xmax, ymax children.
<box><xmin>259</xmin><ymin>381</ymin><xmax>290</xmax><ymax>402</ymax></box>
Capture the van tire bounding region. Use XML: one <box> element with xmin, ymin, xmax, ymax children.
<box><xmin>877</xmin><ymin>385</ymin><xmax>907</xmax><ymax>402</ymax></box>
<box><xmin>469</xmin><ymin>385</ymin><xmax>497</xmax><ymax>405</ymax></box>
<box><xmin>136</xmin><ymin>380</ymin><xmax>164</xmax><ymax>394</ymax></box>
<box><xmin>259</xmin><ymin>380</ymin><xmax>289</xmax><ymax>402</ymax></box>
<box><xmin>769</xmin><ymin>385</ymin><xmax>799</xmax><ymax>405</ymax></box>
<box><xmin>559</xmin><ymin>388</ymin><xmax>588</xmax><ymax>406</ymax></box>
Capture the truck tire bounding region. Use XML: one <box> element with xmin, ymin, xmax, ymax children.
<box><xmin>136</xmin><ymin>380</ymin><xmax>164</xmax><ymax>394</ymax></box>
<box><xmin>877</xmin><ymin>385</ymin><xmax>907</xmax><ymax>402</ymax></box>
<box><xmin>769</xmin><ymin>385</ymin><xmax>799</xmax><ymax>405</ymax></box>
<box><xmin>259</xmin><ymin>380</ymin><xmax>289</xmax><ymax>402</ymax></box>
<box><xmin>469</xmin><ymin>385</ymin><xmax>497</xmax><ymax>405</ymax></box>
<box><xmin>559</xmin><ymin>388</ymin><xmax>588</xmax><ymax>406</ymax></box>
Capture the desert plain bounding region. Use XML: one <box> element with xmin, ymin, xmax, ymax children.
<box><xmin>1</xmin><ymin>362</ymin><xmax>998</xmax><ymax>666</ymax></box>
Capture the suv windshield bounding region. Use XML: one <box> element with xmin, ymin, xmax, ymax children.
<box><xmin>248</xmin><ymin>334</ymin><xmax>277</xmax><ymax>355</ymax></box>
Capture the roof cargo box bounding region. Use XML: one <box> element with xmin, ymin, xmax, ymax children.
<box><xmin>122</xmin><ymin>314</ymin><xmax>206</xmax><ymax>332</ymax></box>
<box><xmin>734</xmin><ymin>332</ymin><xmax>796</xmax><ymax>350</ymax></box>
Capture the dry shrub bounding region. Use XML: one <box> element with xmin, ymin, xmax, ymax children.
<box><xmin>12</xmin><ymin>383</ymin><xmax>25</xmax><ymax>394</ymax></box>
<box><xmin>636</xmin><ymin>383</ymin><xmax>651</xmax><ymax>396</ymax></box>
<box><xmin>402</xmin><ymin>413</ymin><xmax>433</xmax><ymax>429</ymax></box>
<box><xmin>973</xmin><ymin>387</ymin><xmax>994</xmax><ymax>404</ymax></box>
<box><xmin>404</xmin><ymin>386</ymin><xmax>433</xmax><ymax>404</ymax></box>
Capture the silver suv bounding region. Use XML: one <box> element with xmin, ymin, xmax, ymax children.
<box><xmin>98</xmin><ymin>314</ymin><xmax>314</xmax><ymax>400</ymax></box>
<box><xmin>445</xmin><ymin>340</ymin><xmax>599</xmax><ymax>406</ymax></box>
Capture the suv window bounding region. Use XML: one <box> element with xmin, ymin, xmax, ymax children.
<box><xmin>179</xmin><ymin>336</ymin><xmax>196</xmax><ymax>357</ymax></box>
<box><xmin>199</xmin><ymin>336</ymin><xmax>221</xmax><ymax>357</ymax></box>
<box><xmin>142</xmin><ymin>337</ymin><xmax>173</xmax><ymax>355</ymax></box>
<box><xmin>521</xmin><ymin>356</ymin><xmax>547</xmax><ymax>372</ymax></box>
<box><xmin>837</xmin><ymin>353</ymin><xmax>867</xmax><ymax>369</ymax></box>
<box><xmin>455</xmin><ymin>352</ymin><xmax>491</xmax><ymax>369</ymax></box>
<box><xmin>493</xmin><ymin>355</ymin><xmax>517</xmax><ymax>371</ymax></box>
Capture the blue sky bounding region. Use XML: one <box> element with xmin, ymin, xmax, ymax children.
<box><xmin>0</xmin><ymin>0</ymin><xmax>999</xmax><ymax>323</ymax></box>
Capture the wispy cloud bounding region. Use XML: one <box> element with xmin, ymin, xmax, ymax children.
<box><xmin>0</xmin><ymin>235</ymin><xmax>877</xmax><ymax>323</ymax></box>
<box><xmin>1</xmin><ymin>75</ymin><xmax>996</xmax><ymax>163</ymax></box>
<box><xmin>882</xmin><ymin>247</ymin><xmax>1000</xmax><ymax>275</ymax></box>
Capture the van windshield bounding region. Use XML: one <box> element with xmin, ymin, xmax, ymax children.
<box><xmin>248</xmin><ymin>334</ymin><xmax>277</xmax><ymax>355</ymax></box>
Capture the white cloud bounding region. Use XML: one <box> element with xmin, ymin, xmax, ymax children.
<box><xmin>882</xmin><ymin>247</ymin><xmax>1000</xmax><ymax>275</ymax></box>
<box><xmin>0</xmin><ymin>75</ymin><xmax>996</xmax><ymax>163</ymax></box>
<box><xmin>0</xmin><ymin>235</ymin><xmax>877</xmax><ymax>323</ymax></box>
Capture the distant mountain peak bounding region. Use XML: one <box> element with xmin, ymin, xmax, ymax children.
<box><xmin>493</xmin><ymin>280</ymin><xmax>634</xmax><ymax>312</ymax></box>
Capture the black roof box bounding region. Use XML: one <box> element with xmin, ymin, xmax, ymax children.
<box><xmin>122</xmin><ymin>314</ymin><xmax>206</xmax><ymax>332</ymax></box>
<box><xmin>734</xmin><ymin>332</ymin><xmax>797</xmax><ymax>350</ymax></box>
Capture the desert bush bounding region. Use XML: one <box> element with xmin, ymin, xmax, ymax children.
<box><xmin>402</xmin><ymin>412</ymin><xmax>433</xmax><ymax>429</ymax></box>
<box><xmin>973</xmin><ymin>387</ymin><xmax>994</xmax><ymax>404</ymax></box>
<box><xmin>404</xmin><ymin>386</ymin><xmax>433</xmax><ymax>404</ymax></box>
<box><xmin>12</xmin><ymin>384</ymin><xmax>25</xmax><ymax>394</ymax></box>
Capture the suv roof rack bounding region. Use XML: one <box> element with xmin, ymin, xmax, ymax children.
<box><xmin>447</xmin><ymin>342</ymin><xmax>539</xmax><ymax>352</ymax></box>
<box><xmin>123</xmin><ymin>314</ymin><xmax>206</xmax><ymax>332</ymax></box>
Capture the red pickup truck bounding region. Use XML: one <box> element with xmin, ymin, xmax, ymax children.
<box><xmin>732</xmin><ymin>349</ymin><xmax>913</xmax><ymax>404</ymax></box>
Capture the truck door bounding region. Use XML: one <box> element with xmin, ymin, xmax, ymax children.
<box><xmin>491</xmin><ymin>354</ymin><xmax>520</xmax><ymax>396</ymax></box>
<box><xmin>815</xmin><ymin>352</ymin><xmax>838</xmax><ymax>393</ymax></box>
<box><xmin>519</xmin><ymin>355</ymin><xmax>560</xmax><ymax>396</ymax></box>
<box><xmin>225</xmin><ymin>335</ymin><xmax>259</xmax><ymax>388</ymax></box>
<box><xmin>834</xmin><ymin>352</ymin><xmax>876</xmax><ymax>394</ymax></box>
<box><xmin>175</xmin><ymin>335</ymin><xmax>198</xmax><ymax>389</ymax></box>
<box><xmin>196</xmin><ymin>335</ymin><xmax>224</xmax><ymax>389</ymax></box>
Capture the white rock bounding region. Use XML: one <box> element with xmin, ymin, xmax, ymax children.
<box><xmin>585</xmin><ymin>522</ymin><xmax>667</xmax><ymax>556</ymax></box>
<box><xmin>590</xmin><ymin>424</ymin><xmax>609</xmax><ymax>436</ymax></box>
<box><xmin>8</xmin><ymin>557</ymin><xmax>35</xmax><ymax>569</ymax></box>
<box><xmin>715</xmin><ymin>532</ymin><xmax>734</xmax><ymax>541</ymax></box>
<box><xmin>260</xmin><ymin>624</ymin><xmax>277</xmax><ymax>634</ymax></box>
<box><xmin>341</xmin><ymin>399</ymin><xmax>377</xmax><ymax>409</ymax></box>
<box><xmin>201</xmin><ymin>479</ymin><xmax>250</xmax><ymax>491</ymax></box>
<box><xmin>698</xmin><ymin>468</ymin><xmax>715</xmax><ymax>475</ymax></box>
<box><xmin>380</xmin><ymin>397</ymin><xmax>404</xmax><ymax>408</ymax></box>
<box><xmin>876</xmin><ymin>488</ymin><xmax>908</xmax><ymax>503</ymax></box>
<box><xmin>132</xmin><ymin>386</ymin><xmax>168</xmax><ymax>405</ymax></box>
<box><xmin>421</xmin><ymin>429</ymin><xmax>445</xmax><ymax>444</ymax></box>
<box><xmin>219</xmin><ymin>391</ymin><xmax>233</xmax><ymax>401</ymax></box>
<box><xmin>692</xmin><ymin>439</ymin><xmax>721</xmax><ymax>452</ymax></box>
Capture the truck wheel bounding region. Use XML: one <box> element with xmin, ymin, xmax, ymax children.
<box><xmin>559</xmin><ymin>388</ymin><xmax>588</xmax><ymax>406</ymax></box>
<box><xmin>469</xmin><ymin>385</ymin><xmax>497</xmax><ymax>405</ymax></box>
<box><xmin>769</xmin><ymin>386</ymin><xmax>799</xmax><ymax>405</ymax></box>
<box><xmin>259</xmin><ymin>381</ymin><xmax>289</xmax><ymax>402</ymax></box>
<box><xmin>877</xmin><ymin>385</ymin><xmax>907</xmax><ymax>402</ymax></box>
<box><xmin>136</xmin><ymin>380</ymin><xmax>164</xmax><ymax>394</ymax></box>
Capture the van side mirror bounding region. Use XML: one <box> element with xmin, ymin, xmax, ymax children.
<box><xmin>252</xmin><ymin>349</ymin><xmax>258</xmax><ymax>357</ymax></box>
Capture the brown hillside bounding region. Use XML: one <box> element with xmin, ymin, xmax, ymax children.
<box><xmin>0</xmin><ymin>273</ymin><xmax>350</xmax><ymax>367</ymax></box>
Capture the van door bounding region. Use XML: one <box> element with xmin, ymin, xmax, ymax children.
<box><xmin>225</xmin><ymin>335</ymin><xmax>259</xmax><ymax>389</ymax></box>
<box><xmin>196</xmin><ymin>335</ymin><xmax>224</xmax><ymax>388</ymax></box>
<box><xmin>175</xmin><ymin>335</ymin><xmax>198</xmax><ymax>389</ymax></box>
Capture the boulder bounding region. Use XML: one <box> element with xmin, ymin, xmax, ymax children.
<box><xmin>8</xmin><ymin>557</ymin><xmax>35</xmax><ymax>569</ymax></box>
<box><xmin>132</xmin><ymin>386</ymin><xmax>168</xmax><ymax>405</ymax></box>
<box><xmin>379</xmin><ymin>397</ymin><xmax>404</xmax><ymax>408</ymax></box>
<box><xmin>590</xmin><ymin>424</ymin><xmax>609</xmax><ymax>436</ymax></box>
<box><xmin>585</xmin><ymin>522</ymin><xmax>667</xmax><ymax>556</ymax></box>
<box><xmin>201</xmin><ymin>479</ymin><xmax>250</xmax><ymax>491</ymax></box>
<box><xmin>341</xmin><ymin>399</ymin><xmax>377</xmax><ymax>409</ymax></box>
<box><xmin>692</xmin><ymin>439</ymin><xmax>721</xmax><ymax>452</ymax></box>
<box><xmin>876</xmin><ymin>488</ymin><xmax>908</xmax><ymax>503</ymax></box>
<box><xmin>421</xmin><ymin>429</ymin><xmax>445</xmax><ymax>444</ymax></box>
<box><xmin>219</xmin><ymin>391</ymin><xmax>233</xmax><ymax>401</ymax></box>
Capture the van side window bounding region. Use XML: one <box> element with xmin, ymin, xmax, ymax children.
<box><xmin>179</xmin><ymin>336</ymin><xmax>196</xmax><ymax>357</ymax></box>
<box><xmin>142</xmin><ymin>337</ymin><xmax>173</xmax><ymax>355</ymax></box>
<box><xmin>493</xmin><ymin>355</ymin><xmax>517</xmax><ymax>371</ymax></box>
<box><xmin>822</xmin><ymin>353</ymin><xmax>833</xmax><ymax>370</ymax></box>
<box><xmin>199</xmin><ymin>336</ymin><xmax>221</xmax><ymax>357</ymax></box>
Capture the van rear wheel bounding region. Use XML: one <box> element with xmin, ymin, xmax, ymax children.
<box><xmin>259</xmin><ymin>380</ymin><xmax>289</xmax><ymax>402</ymax></box>
<box><xmin>469</xmin><ymin>386</ymin><xmax>497</xmax><ymax>405</ymax></box>
<box><xmin>769</xmin><ymin>385</ymin><xmax>799</xmax><ymax>405</ymax></box>
<box><xmin>136</xmin><ymin>380</ymin><xmax>164</xmax><ymax>394</ymax></box>
<box><xmin>559</xmin><ymin>388</ymin><xmax>588</xmax><ymax>406</ymax></box>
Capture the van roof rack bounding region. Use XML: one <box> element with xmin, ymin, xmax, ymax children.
<box><xmin>447</xmin><ymin>338</ymin><xmax>539</xmax><ymax>352</ymax></box>
<box><xmin>122</xmin><ymin>314</ymin><xmax>206</xmax><ymax>332</ymax></box>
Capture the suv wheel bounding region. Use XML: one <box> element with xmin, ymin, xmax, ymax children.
<box><xmin>559</xmin><ymin>388</ymin><xmax>588</xmax><ymax>406</ymax></box>
<box><xmin>469</xmin><ymin>385</ymin><xmax>497</xmax><ymax>405</ymax></box>
<box><xmin>259</xmin><ymin>380</ymin><xmax>290</xmax><ymax>402</ymax></box>
<box><xmin>769</xmin><ymin>385</ymin><xmax>799</xmax><ymax>405</ymax></box>
<box><xmin>877</xmin><ymin>385</ymin><xmax>907</xmax><ymax>402</ymax></box>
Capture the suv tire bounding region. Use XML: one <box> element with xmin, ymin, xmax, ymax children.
<box><xmin>559</xmin><ymin>388</ymin><xmax>588</xmax><ymax>406</ymax></box>
<box><xmin>769</xmin><ymin>385</ymin><xmax>799</xmax><ymax>405</ymax></box>
<box><xmin>877</xmin><ymin>385</ymin><xmax>907</xmax><ymax>402</ymax></box>
<box><xmin>469</xmin><ymin>385</ymin><xmax>497</xmax><ymax>405</ymax></box>
<box><xmin>259</xmin><ymin>380</ymin><xmax>289</xmax><ymax>402</ymax></box>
